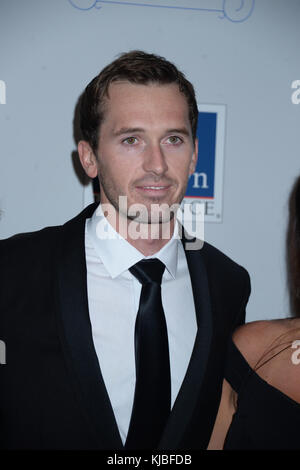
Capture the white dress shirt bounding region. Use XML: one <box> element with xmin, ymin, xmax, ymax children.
<box><xmin>85</xmin><ymin>204</ymin><xmax>197</xmax><ymax>444</ymax></box>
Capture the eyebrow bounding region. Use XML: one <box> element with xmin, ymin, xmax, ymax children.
<box><xmin>113</xmin><ymin>127</ymin><xmax>145</xmax><ymax>137</ymax></box>
<box><xmin>165</xmin><ymin>128</ymin><xmax>191</xmax><ymax>137</ymax></box>
<box><xmin>113</xmin><ymin>127</ymin><xmax>191</xmax><ymax>137</ymax></box>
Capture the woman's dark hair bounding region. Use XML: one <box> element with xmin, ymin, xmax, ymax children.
<box><xmin>79</xmin><ymin>50</ymin><xmax>198</xmax><ymax>154</ymax></box>
<box><xmin>248</xmin><ymin>176</ymin><xmax>300</xmax><ymax>375</ymax></box>
<box><xmin>287</xmin><ymin>175</ymin><xmax>300</xmax><ymax>317</ymax></box>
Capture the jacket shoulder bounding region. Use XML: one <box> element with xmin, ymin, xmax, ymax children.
<box><xmin>0</xmin><ymin>225</ymin><xmax>63</xmax><ymax>271</ymax></box>
<box><xmin>201</xmin><ymin>241</ymin><xmax>249</xmax><ymax>280</ymax></box>
<box><xmin>200</xmin><ymin>242</ymin><xmax>251</xmax><ymax>329</ymax></box>
<box><xmin>0</xmin><ymin>203</ymin><xmax>97</xmax><ymax>260</ymax></box>
<box><xmin>0</xmin><ymin>224</ymin><xmax>61</xmax><ymax>249</ymax></box>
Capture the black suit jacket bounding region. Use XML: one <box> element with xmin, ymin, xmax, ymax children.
<box><xmin>0</xmin><ymin>203</ymin><xmax>250</xmax><ymax>450</ymax></box>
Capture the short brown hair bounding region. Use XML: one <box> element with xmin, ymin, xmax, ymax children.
<box><xmin>79</xmin><ymin>50</ymin><xmax>198</xmax><ymax>153</ymax></box>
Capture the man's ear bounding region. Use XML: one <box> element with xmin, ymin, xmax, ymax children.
<box><xmin>189</xmin><ymin>138</ymin><xmax>198</xmax><ymax>175</ymax></box>
<box><xmin>78</xmin><ymin>140</ymin><xmax>98</xmax><ymax>178</ymax></box>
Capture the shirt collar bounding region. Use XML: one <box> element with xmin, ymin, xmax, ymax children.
<box><xmin>86</xmin><ymin>203</ymin><xmax>179</xmax><ymax>280</ymax></box>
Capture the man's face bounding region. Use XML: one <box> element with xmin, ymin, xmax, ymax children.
<box><xmin>94</xmin><ymin>81</ymin><xmax>197</xmax><ymax>224</ymax></box>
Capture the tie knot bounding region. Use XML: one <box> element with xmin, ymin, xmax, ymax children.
<box><xmin>129</xmin><ymin>258</ymin><xmax>165</xmax><ymax>285</ymax></box>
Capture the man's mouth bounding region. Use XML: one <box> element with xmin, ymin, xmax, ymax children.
<box><xmin>136</xmin><ymin>185</ymin><xmax>171</xmax><ymax>194</ymax></box>
<box><xmin>142</xmin><ymin>186</ymin><xmax>168</xmax><ymax>189</ymax></box>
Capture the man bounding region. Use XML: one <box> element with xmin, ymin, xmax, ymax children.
<box><xmin>0</xmin><ymin>51</ymin><xmax>250</xmax><ymax>450</ymax></box>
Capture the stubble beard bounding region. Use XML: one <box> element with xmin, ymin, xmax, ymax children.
<box><xmin>97</xmin><ymin>162</ymin><xmax>188</xmax><ymax>226</ymax></box>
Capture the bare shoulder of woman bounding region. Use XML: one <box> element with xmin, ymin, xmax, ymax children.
<box><xmin>233</xmin><ymin>318</ymin><xmax>300</xmax><ymax>402</ymax></box>
<box><xmin>232</xmin><ymin>319</ymin><xmax>288</xmax><ymax>368</ymax></box>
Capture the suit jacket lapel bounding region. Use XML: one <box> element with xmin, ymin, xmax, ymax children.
<box><xmin>159</xmin><ymin>234</ymin><xmax>214</xmax><ymax>450</ymax></box>
<box><xmin>55</xmin><ymin>204</ymin><xmax>123</xmax><ymax>449</ymax></box>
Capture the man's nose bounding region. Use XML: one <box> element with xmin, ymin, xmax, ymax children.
<box><xmin>142</xmin><ymin>143</ymin><xmax>168</xmax><ymax>176</ymax></box>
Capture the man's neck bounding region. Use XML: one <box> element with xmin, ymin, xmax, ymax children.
<box><xmin>103</xmin><ymin>205</ymin><xmax>176</xmax><ymax>256</ymax></box>
<box><xmin>125</xmin><ymin>222</ymin><xmax>175</xmax><ymax>256</ymax></box>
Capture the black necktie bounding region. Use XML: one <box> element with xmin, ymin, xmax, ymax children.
<box><xmin>125</xmin><ymin>258</ymin><xmax>171</xmax><ymax>450</ymax></box>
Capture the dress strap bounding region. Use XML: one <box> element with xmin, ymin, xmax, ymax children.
<box><xmin>254</xmin><ymin>343</ymin><xmax>292</xmax><ymax>371</ymax></box>
<box><xmin>224</xmin><ymin>337</ymin><xmax>252</xmax><ymax>394</ymax></box>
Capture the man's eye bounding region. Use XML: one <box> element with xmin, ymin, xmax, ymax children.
<box><xmin>123</xmin><ymin>137</ymin><xmax>137</xmax><ymax>145</ymax></box>
<box><xmin>167</xmin><ymin>136</ymin><xmax>182</xmax><ymax>144</ymax></box>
